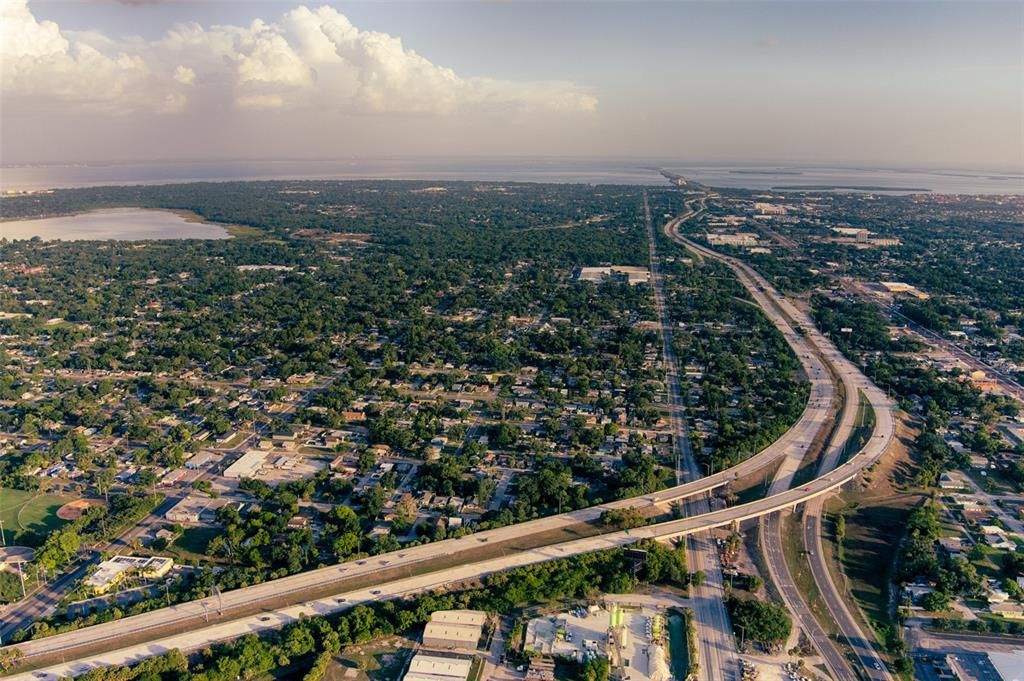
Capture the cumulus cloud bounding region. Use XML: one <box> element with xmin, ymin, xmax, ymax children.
<box><xmin>1</xmin><ymin>1</ymin><xmax>597</xmax><ymax>116</ymax></box>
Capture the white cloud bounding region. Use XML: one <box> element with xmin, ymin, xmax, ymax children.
<box><xmin>1</xmin><ymin>1</ymin><xmax>597</xmax><ymax>116</ymax></box>
<box><xmin>172</xmin><ymin>65</ymin><xmax>195</xmax><ymax>85</ymax></box>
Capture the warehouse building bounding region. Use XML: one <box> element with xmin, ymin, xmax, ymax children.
<box><xmin>402</xmin><ymin>652</ymin><xmax>474</xmax><ymax>681</ymax></box>
<box><xmin>421</xmin><ymin>609</ymin><xmax>486</xmax><ymax>651</ymax></box>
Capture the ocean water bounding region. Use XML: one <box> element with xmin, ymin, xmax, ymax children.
<box><xmin>0</xmin><ymin>208</ymin><xmax>230</xmax><ymax>241</ymax></box>
<box><xmin>1</xmin><ymin>159</ymin><xmax>1021</xmax><ymax>195</ymax></box>
<box><xmin>660</xmin><ymin>164</ymin><xmax>1024</xmax><ymax>195</ymax></box>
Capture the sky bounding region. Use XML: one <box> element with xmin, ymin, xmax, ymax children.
<box><xmin>1</xmin><ymin>0</ymin><xmax>1022</xmax><ymax>170</ymax></box>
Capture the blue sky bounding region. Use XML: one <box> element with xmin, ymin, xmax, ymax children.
<box><xmin>5</xmin><ymin>1</ymin><xmax>1023</xmax><ymax>169</ymax></box>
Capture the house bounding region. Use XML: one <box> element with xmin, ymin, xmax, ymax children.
<box><xmin>991</xmin><ymin>602</ymin><xmax>1024</xmax><ymax>619</ymax></box>
<box><xmin>937</xmin><ymin>536</ymin><xmax>967</xmax><ymax>557</ymax></box>
<box><xmin>903</xmin><ymin>580</ymin><xmax>936</xmax><ymax>604</ymax></box>
<box><xmin>184</xmin><ymin>451</ymin><xmax>216</xmax><ymax>469</ymax></box>
<box><xmin>938</xmin><ymin>472</ymin><xmax>961</xmax><ymax>490</ymax></box>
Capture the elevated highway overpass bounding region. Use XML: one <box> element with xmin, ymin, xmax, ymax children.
<box><xmin>4</xmin><ymin>199</ymin><xmax>897</xmax><ymax>681</ymax></box>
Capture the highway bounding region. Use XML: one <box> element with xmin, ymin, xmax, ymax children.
<box><xmin>0</xmin><ymin>428</ymin><xmax>263</xmax><ymax>644</ymax></box>
<box><xmin>667</xmin><ymin>204</ymin><xmax>896</xmax><ymax>680</ymax></box>
<box><xmin>4</xmin><ymin>404</ymin><xmax>897</xmax><ymax>681</ymax></box>
<box><xmin>4</xmin><ymin>198</ymin><xmax>898</xmax><ymax>681</ymax></box>
<box><xmin>645</xmin><ymin>191</ymin><xmax>738</xmax><ymax>680</ymax></box>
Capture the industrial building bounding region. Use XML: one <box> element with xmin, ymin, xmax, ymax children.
<box><xmin>85</xmin><ymin>556</ymin><xmax>173</xmax><ymax>595</ymax></box>
<box><xmin>421</xmin><ymin>609</ymin><xmax>486</xmax><ymax>651</ymax></box>
<box><xmin>402</xmin><ymin>652</ymin><xmax>474</xmax><ymax>681</ymax></box>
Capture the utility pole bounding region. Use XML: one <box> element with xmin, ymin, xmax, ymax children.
<box><xmin>16</xmin><ymin>561</ymin><xmax>27</xmax><ymax>599</ymax></box>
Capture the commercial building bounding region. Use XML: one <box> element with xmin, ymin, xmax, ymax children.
<box><xmin>402</xmin><ymin>652</ymin><xmax>474</xmax><ymax>681</ymax></box>
<box><xmin>430</xmin><ymin>610</ymin><xmax>487</xmax><ymax>628</ymax></box>
<box><xmin>223</xmin><ymin>449</ymin><xmax>268</xmax><ymax>479</ymax></box>
<box><xmin>576</xmin><ymin>266</ymin><xmax>651</xmax><ymax>286</ymax></box>
<box><xmin>988</xmin><ymin>651</ymin><xmax>1024</xmax><ymax>681</ymax></box>
<box><xmin>880</xmin><ymin>281</ymin><xmax>930</xmax><ymax>300</ymax></box>
<box><xmin>85</xmin><ymin>556</ymin><xmax>173</xmax><ymax>595</ymax></box>
<box><xmin>754</xmin><ymin>202</ymin><xmax>787</xmax><ymax>216</ymax></box>
<box><xmin>421</xmin><ymin>610</ymin><xmax>486</xmax><ymax>651</ymax></box>
<box><xmin>165</xmin><ymin>496</ymin><xmax>242</xmax><ymax>523</ymax></box>
<box><xmin>706</xmin><ymin>232</ymin><xmax>759</xmax><ymax>247</ymax></box>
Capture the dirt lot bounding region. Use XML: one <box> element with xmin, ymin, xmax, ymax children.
<box><xmin>56</xmin><ymin>498</ymin><xmax>106</xmax><ymax>521</ymax></box>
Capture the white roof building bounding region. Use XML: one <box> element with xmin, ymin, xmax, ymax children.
<box><xmin>86</xmin><ymin>556</ymin><xmax>173</xmax><ymax>594</ymax></box>
<box><xmin>403</xmin><ymin>653</ymin><xmax>473</xmax><ymax>681</ymax></box>
<box><xmin>989</xmin><ymin>650</ymin><xmax>1024</xmax><ymax>680</ymax></box>
<box><xmin>223</xmin><ymin>449</ymin><xmax>267</xmax><ymax>479</ymax></box>
<box><xmin>421</xmin><ymin>610</ymin><xmax>486</xmax><ymax>652</ymax></box>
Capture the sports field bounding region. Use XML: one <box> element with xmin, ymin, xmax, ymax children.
<box><xmin>0</xmin><ymin>488</ymin><xmax>73</xmax><ymax>545</ymax></box>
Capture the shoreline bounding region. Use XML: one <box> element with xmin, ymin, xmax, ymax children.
<box><xmin>0</xmin><ymin>207</ymin><xmax>245</xmax><ymax>241</ymax></box>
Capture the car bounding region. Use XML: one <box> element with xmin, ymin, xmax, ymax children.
<box><xmin>873</xmin><ymin>663</ymin><xmax>882</xmax><ymax>670</ymax></box>
<box><xmin>336</xmin><ymin>598</ymin><xmax>347</xmax><ymax>603</ymax></box>
<box><xmin>258</xmin><ymin>616</ymin><xmax>271</xmax><ymax>621</ymax></box>
<box><xmin>371</xmin><ymin>589</ymin><xmax>381</xmax><ymax>595</ymax></box>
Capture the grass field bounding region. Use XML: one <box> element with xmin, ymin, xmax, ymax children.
<box><xmin>167</xmin><ymin>526</ymin><xmax>220</xmax><ymax>561</ymax></box>
<box><xmin>823</xmin><ymin>412</ymin><xmax>923</xmax><ymax>647</ymax></box>
<box><xmin>0</xmin><ymin>488</ymin><xmax>73</xmax><ymax>546</ymax></box>
<box><xmin>323</xmin><ymin>637</ymin><xmax>416</xmax><ymax>681</ymax></box>
<box><xmin>779</xmin><ymin>511</ymin><xmax>842</xmax><ymax>639</ymax></box>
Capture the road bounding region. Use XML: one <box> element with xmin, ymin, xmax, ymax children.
<box><xmin>890</xmin><ymin>306</ymin><xmax>1024</xmax><ymax>402</ymax></box>
<box><xmin>841</xmin><ymin>277</ymin><xmax>1024</xmax><ymax>404</ymax></box>
<box><xmin>4</xmin><ymin>201</ymin><xmax>898</xmax><ymax>680</ymax></box>
<box><xmin>947</xmin><ymin>470</ymin><xmax>1024</xmax><ymax>536</ymax></box>
<box><xmin>0</xmin><ymin>426</ymin><xmax>263</xmax><ymax>645</ymax></box>
<box><xmin>644</xmin><ymin>191</ymin><xmax>738</xmax><ymax>680</ymax></box>
<box><xmin>667</xmin><ymin>199</ymin><xmax>859</xmax><ymax>679</ymax></box>
<box><xmin>666</xmin><ymin>202</ymin><xmax>895</xmax><ymax>680</ymax></box>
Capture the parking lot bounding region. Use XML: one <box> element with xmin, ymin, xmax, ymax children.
<box><xmin>616</xmin><ymin>607</ymin><xmax>670</xmax><ymax>681</ymax></box>
<box><xmin>524</xmin><ymin>603</ymin><xmax>670</xmax><ymax>681</ymax></box>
